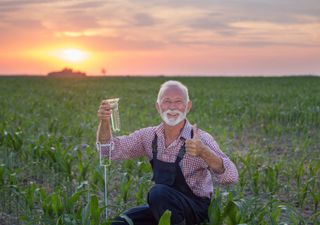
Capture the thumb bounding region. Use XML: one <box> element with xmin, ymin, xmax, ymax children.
<box><xmin>192</xmin><ymin>124</ymin><xmax>200</xmax><ymax>139</ymax></box>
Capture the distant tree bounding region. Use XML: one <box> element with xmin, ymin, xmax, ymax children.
<box><xmin>47</xmin><ymin>68</ymin><xmax>86</xmax><ymax>77</ymax></box>
<box><xmin>101</xmin><ymin>68</ymin><xmax>107</xmax><ymax>76</ymax></box>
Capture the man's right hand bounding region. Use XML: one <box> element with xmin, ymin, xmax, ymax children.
<box><xmin>97</xmin><ymin>100</ymin><xmax>112</xmax><ymax>121</ymax></box>
<box><xmin>97</xmin><ymin>100</ymin><xmax>113</xmax><ymax>143</ymax></box>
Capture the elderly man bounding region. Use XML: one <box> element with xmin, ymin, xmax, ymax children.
<box><xmin>97</xmin><ymin>80</ymin><xmax>238</xmax><ymax>225</ymax></box>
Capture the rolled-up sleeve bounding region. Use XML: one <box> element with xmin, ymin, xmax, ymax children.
<box><xmin>213</xmin><ymin>156</ymin><xmax>239</xmax><ymax>185</ymax></box>
<box><xmin>99</xmin><ymin>128</ymin><xmax>148</xmax><ymax>160</ymax></box>
<box><xmin>202</xmin><ymin>132</ymin><xmax>239</xmax><ymax>185</ymax></box>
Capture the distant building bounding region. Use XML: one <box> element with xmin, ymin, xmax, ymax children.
<box><xmin>47</xmin><ymin>68</ymin><xmax>86</xmax><ymax>77</ymax></box>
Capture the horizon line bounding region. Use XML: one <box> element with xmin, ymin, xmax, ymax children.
<box><xmin>0</xmin><ymin>73</ymin><xmax>319</xmax><ymax>78</ymax></box>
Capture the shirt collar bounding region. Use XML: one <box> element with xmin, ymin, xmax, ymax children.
<box><xmin>155</xmin><ymin>120</ymin><xmax>193</xmax><ymax>140</ymax></box>
<box><xmin>180</xmin><ymin>120</ymin><xmax>193</xmax><ymax>140</ymax></box>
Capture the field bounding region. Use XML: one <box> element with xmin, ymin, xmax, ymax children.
<box><xmin>0</xmin><ymin>76</ymin><xmax>319</xmax><ymax>225</ymax></box>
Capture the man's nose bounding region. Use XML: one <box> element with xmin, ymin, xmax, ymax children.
<box><xmin>168</xmin><ymin>102</ymin><xmax>177</xmax><ymax>109</ymax></box>
<box><xmin>169</xmin><ymin>106</ymin><xmax>175</xmax><ymax>110</ymax></box>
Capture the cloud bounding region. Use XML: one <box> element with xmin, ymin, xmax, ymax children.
<box><xmin>132</xmin><ymin>13</ymin><xmax>158</xmax><ymax>26</ymax></box>
<box><xmin>0</xmin><ymin>0</ymin><xmax>319</xmax><ymax>50</ymax></box>
<box><xmin>63</xmin><ymin>0</ymin><xmax>106</xmax><ymax>10</ymax></box>
<box><xmin>73</xmin><ymin>35</ymin><xmax>167</xmax><ymax>52</ymax></box>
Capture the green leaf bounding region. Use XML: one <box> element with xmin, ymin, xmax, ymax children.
<box><xmin>208</xmin><ymin>196</ymin><xmax>222</xmax><ymax>225</ymax></box>
<box><xmin>158</xmin><ymin>210</ymin><xmax>171</xmax><ymax>225</ymax></box>
<box><xmin>90</xmin><ymin>195</ymin><xmax>100</xmax><ymax>225</ymax></box>
<box><xmin>66</xmin><ymin>190</ymin><xmax>87</xmax><ymax>213</ymax></box>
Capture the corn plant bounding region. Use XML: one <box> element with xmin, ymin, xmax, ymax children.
<box><xmin>81</xmin><ymin>193</ymin><xmax>106</xmax><ymax>225</ymax></box>
<box><xmin>158</xmin><ymin>210</ymin><xmax>171</xmax><ymax>225</ymax></box>
<box><xmin>208</xmin><ymin>189</ymin><xmax>223</xmax><ymax>225</ymax></box>
<box><xmin>263</xmin><ymin>162</ymin><xmax>281</xmax><ymax>194</ymax></box>
<box><xmin>119</xmin><ymin>173</ymin><xmax>134</xmax><ymax>203</ymax></box>
<box><xmin>208</xmin><ymin>189</ymin><xmax>247</xmax><ymax>225</ymax></box>
<box><xmin>239</xmin><ymin>152</ymin><xmax>261</xmax><ymax>195</ymax></box>
<box><xmin>21</xmin><ymin>181</ymin><xmax>39</xmax><ymax>212</ymax></box>
<box><xmin>308</xmin><ymin>160</ymin><xmax>320</xmax><ymax>212</ymax></box>
<box><xmin>135</xmin><ymin>177</ymin><xmax>149</xmax><ymax>205</ymax></box>
<box><xmin>294</xmin><ymin>161</ymin><xmax>305</xmax><ymax>191</ymax></box>
<box><xmin>1</xmin><ymin>76</ymin><xmax>319</xmax><ymax>224</ymax></box>
<box><xmin>4</xmin><ymin>130</ymin><xmax>23</xmax><ymax>152</ymax></box>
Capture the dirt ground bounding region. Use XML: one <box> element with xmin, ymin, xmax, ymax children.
<box><xmin>0</xmin><ymin>212</ymin><xmax>19</xmax><ymax>225</ymax></box>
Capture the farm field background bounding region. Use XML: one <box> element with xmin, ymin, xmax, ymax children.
<box><xmin>0</xmin><ymin>76</ymin><xmax>319</xmax><ymax>224</ymax></box>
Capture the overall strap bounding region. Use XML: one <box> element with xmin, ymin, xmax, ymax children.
<box><xmin>152</xmin><ymin>134</ymin><xmax>158</xmax><ymax>159</ymax></box>
<box><xmin>153</xmin><ymin>129</ymin><xmax>194</xmax><ymax>162</ymax></box>
<box><xmin>176</xmin><ymin>129</ymin><xmax>194</xmax><ymax>163</ymax></box>
<box><xmin>191</xmin><ymin>128</ymin><xmax>194</xmax><ymax>139</ymax></box>
<box><xmin>176</xmin><ymin>142</ymin><xmax>186</xmax><ymax>162</ymax></box>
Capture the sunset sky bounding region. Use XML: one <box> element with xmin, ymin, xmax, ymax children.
<box><xmin>0</xmin><ymin>0</ymin><xmax>319</xmax><ymax>76</ymax></box>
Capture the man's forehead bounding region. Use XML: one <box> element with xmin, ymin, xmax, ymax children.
<box><xmin>161</xmin><ymin>86</ymin><xmax>185</xmax><ymax>97</ymax></box>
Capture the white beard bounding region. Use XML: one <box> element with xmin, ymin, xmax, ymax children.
<box><xmin>160</xmin><ymin>109</ymin><xmax>187</xmax><ymax>126</ymax></box>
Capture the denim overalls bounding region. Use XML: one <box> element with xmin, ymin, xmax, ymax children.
<box><xmin>112</xmin><ymin>131</ymin><xmax>210</xmax><ymax>225</ymax></box>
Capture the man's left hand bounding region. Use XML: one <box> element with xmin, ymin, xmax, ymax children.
<box><xmin>185</xmin><ymin>124</ymin><xmax>205</xmax><ymax>157</ymax></box>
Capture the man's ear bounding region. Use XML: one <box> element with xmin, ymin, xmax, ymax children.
<box><xmin>187</xmin><ymin>101</ymin><xmax>192</xmax><ymax>113</ymax></box>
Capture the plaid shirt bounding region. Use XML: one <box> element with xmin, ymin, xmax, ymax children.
<box><xmin>100</xmin><ymin>120</ymin><xmax>238</xmax><ymax>198</ymax></box>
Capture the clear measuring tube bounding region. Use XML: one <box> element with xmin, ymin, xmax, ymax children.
<box><xmin>98</xmin><ymin>98</ymin><xmax>120</xmax><ymax>220</ymax></box>
<box><xmin>106</xmin><ymin>98</ymin><xmax>120</xmax><ymax>132</ymax></box>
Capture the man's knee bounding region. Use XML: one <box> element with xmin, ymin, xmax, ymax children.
<box><xmin>148</xmin><ymin>184</ymin><xmax>171</xmax><ymax>204</ymax></box>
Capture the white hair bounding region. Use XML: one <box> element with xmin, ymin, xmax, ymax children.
<box><xmin>157</xmin><ymin>80</ymin><xmax>190</xmax><ymax>103</ymax></box>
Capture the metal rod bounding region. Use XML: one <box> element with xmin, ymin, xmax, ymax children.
<box><xmin>98</xmin><ymin>142</ymin><xmax>113</xmax><ymax>220</ymax></box>
<box><xmin>104</xmin><ymin>165</ymin><xmax>108</xmax><ymax>219</ymax></box>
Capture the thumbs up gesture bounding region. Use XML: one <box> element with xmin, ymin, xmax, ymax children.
<box><xmin>185</xmin><ymin>124</ymin><xmax>205</xmax><ymax>157</ymax></box>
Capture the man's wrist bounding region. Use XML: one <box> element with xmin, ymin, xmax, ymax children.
<box><xmin>98</xmin><ymin>139</ymin><xmax>108</xmax><ymax>144</ymax></box>
<box><xmin>216</xmin><ymin>157</ymin><xmax>225</xmax><ymax>174</ymax></box>
<box><xmin>199</xmin><ymin>146</ymin><xmax>226</xmax><ymax>174</ymax></box>
<box><xmin>199</xmin><ymin>144</ymin><xmax>209</xmax><ymax>158</ymax></box>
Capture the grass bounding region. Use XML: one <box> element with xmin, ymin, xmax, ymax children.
<box><xmin>0</xmin><ymin>76</ymin><xmax>319</xmax><ymax>224</ymax></box>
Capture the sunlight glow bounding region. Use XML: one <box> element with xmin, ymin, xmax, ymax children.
<box><xmin>59</xmin><ymin>49</ymin><xmax>88</xmax><ymax>62</ymax></box>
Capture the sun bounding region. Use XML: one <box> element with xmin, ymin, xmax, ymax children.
<box><xmin>59</xmin><ymin>48</ymin><xmax>88</xmax><ymax>62</ymax></box>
